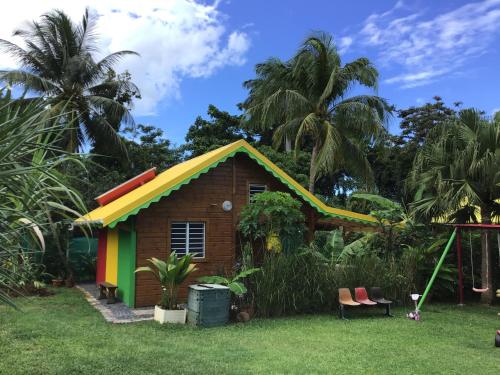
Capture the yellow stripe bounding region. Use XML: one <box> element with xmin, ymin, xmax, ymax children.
<box><xmin>105</xmin><ymin>228</ymin><xmax>119</xmax><ymax>284</ymax></box>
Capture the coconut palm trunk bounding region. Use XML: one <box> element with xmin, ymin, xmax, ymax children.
<box><xmin>480</xmin><ymin>207</ymin><xmax>493</xmax><ymax>304</ymax></box>
<box><xmin>308</xmin><ymin>144</ymin><xmax>319</xmax><ymax>193</ymax></box>
<box><xmin>285</xmin><ymin>135</ymin><xmax>292</xmax><ymax>153</ymax></box>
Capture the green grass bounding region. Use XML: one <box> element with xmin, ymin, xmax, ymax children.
<box><xmin>1</xmin><ymin>288</ymin><xmax>499</xmax><ymax>374</ymax></box>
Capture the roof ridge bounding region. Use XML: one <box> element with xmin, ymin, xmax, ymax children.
<box><xmin>77</xmin><ymin>139</ymin><xmax>378</xmax><ymax>229</ymax></box>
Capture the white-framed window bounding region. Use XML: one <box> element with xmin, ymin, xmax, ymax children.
<box><xmin>170</xmin><ymin>222</ymin><xmax>205</xmax><ymax>258</ymax></box>
<box><xmin>249</xmin><ymin>183</ymin><xmax>267</xmax><ymax>202</ymax></box>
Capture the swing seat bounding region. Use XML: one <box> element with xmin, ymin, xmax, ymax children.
<box><xmin>472</xmin><ymin>287</ymin><xmax>489</xmax><ymax>293</ymax></box>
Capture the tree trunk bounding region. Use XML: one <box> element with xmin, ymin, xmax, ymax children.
<box><xmin>308</xmin><ymin>144</ymin><xmax>318</xmax><ymax>193</ymax></box>
<box><xmin>285</xmin><ymin>136</ymin><xmax>292</xmax><ymax>153</ymax></box>
<box><xmin>49</xmin><ymin>215</ymin><xmax>73</xmax><ymax>282</ymax></box>
<box><xmin>479</xmin><ymin>207</ymin><xmax>493</xmax><ymax>304</ymax></box>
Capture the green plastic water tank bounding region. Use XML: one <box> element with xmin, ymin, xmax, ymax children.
<box><xmin>187</xmin><ymin>284</ymin><xmax>230</xmax><ymax>327</ymax></box>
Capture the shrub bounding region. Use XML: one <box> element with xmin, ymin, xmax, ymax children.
<box><xmin>250</xmin><ymin>249</ymin><xmax>337</xmax><ymax>317</ymax></box>
<box><xmin>250</xmin><ymin>249</ymin><xmax>418</xmax><ymax>317</ymax></box>
<box><xmin>238</xmin><ymin>191</ymin><xmax>306</xmax><ymax>253</ymax></box>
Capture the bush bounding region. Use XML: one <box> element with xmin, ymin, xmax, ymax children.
<box><xmin>238</xmin><ymin>191</ymin><xmax>306</xmax><ymax>253</ymax></box>
<box><xmin>250</xmin><ymin>249</ymin><xmax>337</xmax><ymax>317</ymax></box>
<box><xmin>250</xmin><ymin>249</ymin><xmax>418</xmax><ymax>317</ymax></box>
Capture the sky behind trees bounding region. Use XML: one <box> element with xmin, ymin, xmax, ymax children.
<box><xmin>1</xmin><ymin>0</ymin><xmax>499</xmax><ymax>143</ymax></box>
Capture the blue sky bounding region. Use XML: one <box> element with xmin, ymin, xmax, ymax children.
<box><xmin>1</xmin><ymin>0</ymin><xmax>500</xmax><ymax>144</ymax></box>
<box><xmin>138</xmin><ymin>0</ymin><xmax>500</xmax><ymax>143</ymax></box>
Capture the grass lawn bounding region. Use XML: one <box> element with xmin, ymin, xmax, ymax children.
<box><xmin>1</xmin><ymin>288</ymin><xmax>499</xmax><ymax>374</ymax></box>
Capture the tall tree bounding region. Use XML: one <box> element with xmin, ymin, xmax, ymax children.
<box><xmin>369</xmin><ymin>97</ymin><xmax>457</xmax><ymax>201</ymax></box>
<box><xmin>242</xmin><ymin>32</ymin><xmax>391</xmax><ymax>193</ymax></box>
<box><xmin>408</xmin><ymin>109</ymin><xmax>500</xmax><ymax>303</ymax></box>
<box><xmin>396</xmin><ymin>96</ymin><xmax>457</xmax><ymax>149</ymax></box>
<box><xmin>0</xmin><ymin>8</ymin><xmax>139</xmax><ymax>153</ymax></box>
<box><xmin>182</xmin><ymin>104</ymin><xmax>254</xmax><ymax>158</ymax></box>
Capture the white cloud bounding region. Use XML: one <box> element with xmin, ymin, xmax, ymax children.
<box><xmin>338</xmin><ymin>36</ymin><xmax>353</xmax><ymax>54</ymax></box>
<box><xmin>0</xmin><ymin>0</ymin><xmax>251</xmax><ymax>115</ymax></box>
<box><xmin>351</xmin><ymin>0</ymin><xmax>500</xmax><ymax>88</ymax></box>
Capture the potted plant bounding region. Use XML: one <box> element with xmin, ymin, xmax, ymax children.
<box><xmin>198</xmin><ymin>268</ymin><xmax>260</xmax><ymax>320</ymax></box>
<box><xmin>135</xmin><ymin>252</ymin><xmax>197</xmax><ymax>324</ymax></box>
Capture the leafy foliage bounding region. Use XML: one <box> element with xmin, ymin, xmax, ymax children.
<box><xmin>0</xmin><ymin>8</ymin><xmax>140</xmax><ymax>153</ymax></box>
<box><xmin>242</xmin><ymin>32</ymin><xmax>391</xmax><ymax>192</ymax></box>
<box><xmin>135</xmin><ymin>252</ymin><xmax>197</xmax><ymax>310</ymax></box>
<box><xmin>182</xmin><ymin>105</ymin><xmax>255</xmax><ymax>158</ymax></box>
<box><xmin>250</xmin><ymin>248</ymin><xmax>416</xmax><ymax>317</ymax></box>
<box><xmin>397</xmin><ymin>96</ymin><xmax>457</xmax><ymax>148</ymax></box>
<box><xmin>369</xmin><ymin>96</ymin><xmax>457</xmax><ymax>200</ymax></box>
<box><xmin>0</xmin><ymin>100</ymin><xmax>86</xmax><ymax>307</ymax></box>
<box><xmin>198</xmin><ymin>268</ymin><xmax>261</xmax><ymax>296</ymax></box>
<box><xmin>408</xmin><ymin>109</ymin><xmax>499</xmax><ymax>223</ymax></box>
<box><xmin>407</xmin><ymin>108</ymin><xmax>499</xmax><ymax>303</ymax></box>
<box><xmin>71</xmin><ymin>124</ymin><xmax>182</xmax><ymax>210</ymax></box>
<box><xmin>238</xmin><ymin>192</ymin><xmax>306</xmax><ymax>253</ymax></box>
<box><xmin>256</xmin><ymin>145</ymin><xmax>310</xmax><ymax>188</ymax></box>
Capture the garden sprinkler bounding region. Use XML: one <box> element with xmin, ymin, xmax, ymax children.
<box><xmin>406</xmin><ymin>294</ymin><xmax>421</xmax><ymax>321</ymax></box>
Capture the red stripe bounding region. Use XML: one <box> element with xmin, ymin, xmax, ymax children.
<box><xmin>96</xmin><ymin>228</ymin><xmax>107</xmax><ymax>284</ymax></box>
<box><xmin>95</xmin><ymin>168</ymin><xmax>156</xmax><ymax>206</ymax></box>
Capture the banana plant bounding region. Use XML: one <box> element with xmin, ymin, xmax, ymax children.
<box><xmin>198</xmin><ymin>268</ymin><xmax>261</xmax><ymax>296</ymax></box>
<box><xmin>135</xmin><ymin>252</ymin><xmax>198</xmax><ymax>310</ymax></box>
<box><xmin>324</xmin><ymin>227</ymin><xmax>373</xmax><ymax>262</ymax></box>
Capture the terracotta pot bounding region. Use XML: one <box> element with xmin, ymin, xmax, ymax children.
<box><xmin>239</xmin><ymin>304</ymin><xmax>255</xmax><ymax>318</ymax></box>
<box><xmin>52</xmin><ymin>279</ymin><xmax>63</xmax><ymax>287</ymax></box>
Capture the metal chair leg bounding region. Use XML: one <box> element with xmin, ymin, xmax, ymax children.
<box><xmin>339</xmin><ymin>304</ymin><xmax>348</xmax><ymax>320</ymax></box>
<box><xmin>385</xmin><ymin>304</ymin><xmax>394</xmax><ymax>317</ymax></box>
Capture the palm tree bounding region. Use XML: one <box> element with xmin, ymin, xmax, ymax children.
<box><xmin>242</xmin><ymin>33</ymin><xmax>391</xmax><ymax>193</ymax></box>
<box><xmin>408</xmin><ymin>109</ymin><xmax>500</xmax><ymax>303</ymax></box>
<box><xmin>0</xmin><ymin>8</ymin><xmax>139</xmax><ymax>153</ymax></box>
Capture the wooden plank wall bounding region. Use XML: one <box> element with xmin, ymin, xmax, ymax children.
<box><xmin>134</xmin><ymin>153</ymin><xmax>315</xmax><ymax>307</ymax></box>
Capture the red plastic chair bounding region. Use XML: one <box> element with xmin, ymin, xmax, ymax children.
<box><xmin>355</xmin><ymin>287</ymin><xmax>377</xmax><ymax>305</ymax></box>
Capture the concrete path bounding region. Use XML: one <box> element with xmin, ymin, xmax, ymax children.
<box><xmin>76</xmin><ymin>283</ymin><xmax>154</xmax><ymax>324</ymax></box>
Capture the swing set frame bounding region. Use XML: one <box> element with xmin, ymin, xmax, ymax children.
<box><xmin>455</xmin><ymin>223</ymin><xmax>500</xmax><ymax>306</ymax></box>
<box><xmin>418</xmin><ymin>223</ymin><xmax>500</xmax><ymax>310</ymax></box>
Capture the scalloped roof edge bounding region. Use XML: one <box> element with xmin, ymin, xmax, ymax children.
<box><xmin>76</xmin><ymin>140</ymin><xmax>378</xmax><ymax>229</ymax></box>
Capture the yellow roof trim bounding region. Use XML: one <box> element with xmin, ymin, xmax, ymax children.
<box><xmin>77</xmin><ymin>140</ymin><xmax>378</xmax><ymax>228</ymax></box>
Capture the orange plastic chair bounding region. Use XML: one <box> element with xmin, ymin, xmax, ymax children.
<box><xmin>338</xmin><ymin>288</ymin><xmax>360</xmax><ymax>319</ymax></box>
<box><xmin>355</xmin><ymin>287</ymin><xmax>377</xmax><ymax>306</ymax></box>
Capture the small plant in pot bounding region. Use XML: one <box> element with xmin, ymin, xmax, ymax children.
<box><xmin>135</xmin><ymin>252</ymin><xmax>197</xmax><ymax>324</ymax></box>
<box><xmin>198</xmin><ymin>268</ymin><xmax>260</xmax><ymax>321</ymax></box>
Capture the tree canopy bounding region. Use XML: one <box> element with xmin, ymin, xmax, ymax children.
<box><xmin>0</xmin><ymin>8</ymin><xmax>140</xmax><ymax>153</ymax></box>
<box><xmin>242</xmin><ymin>32</ymin><xmax>391</xmax><ymax>193</ymax></box>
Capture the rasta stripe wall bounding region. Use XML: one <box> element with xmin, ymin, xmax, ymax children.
<box><xmin>96</xmin><ymin>229</ymin><xmax>107</xmax><ymax>284</ymax></box>
<box><xmin>95</xmin><ymin>223</ymin><xmax>137</xmax><ymax>307</ymax></box>
<box><xmin>117</xmin><ymin>227</ymin><xmax>136</xmax><ymax>307</ymax></box>
<box><xmin>105</xmin><ymin>228</ymin><xmax>118</xmax><ymax>284</ymax></box>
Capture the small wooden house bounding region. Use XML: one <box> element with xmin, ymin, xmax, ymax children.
<box><xmin>78</xmin><ymin>140</ymin><xmax>377</xmax><ymax>307</ymax></box>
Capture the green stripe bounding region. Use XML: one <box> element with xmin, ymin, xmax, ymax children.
<box><xmin>108</xmin><ymin>147</ymin><xmax>377</xmax><ymax>228</ymax></box>
<box><xmin>117</xmin><ymin>222</ymin><xmax>137</xmax><ymax>307</ymax></box>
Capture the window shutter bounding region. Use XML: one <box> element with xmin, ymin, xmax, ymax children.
<box><xmin>170</xmin><ymin>222</ymin><xmax>205</xmax><ymax>258</ymax></box>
